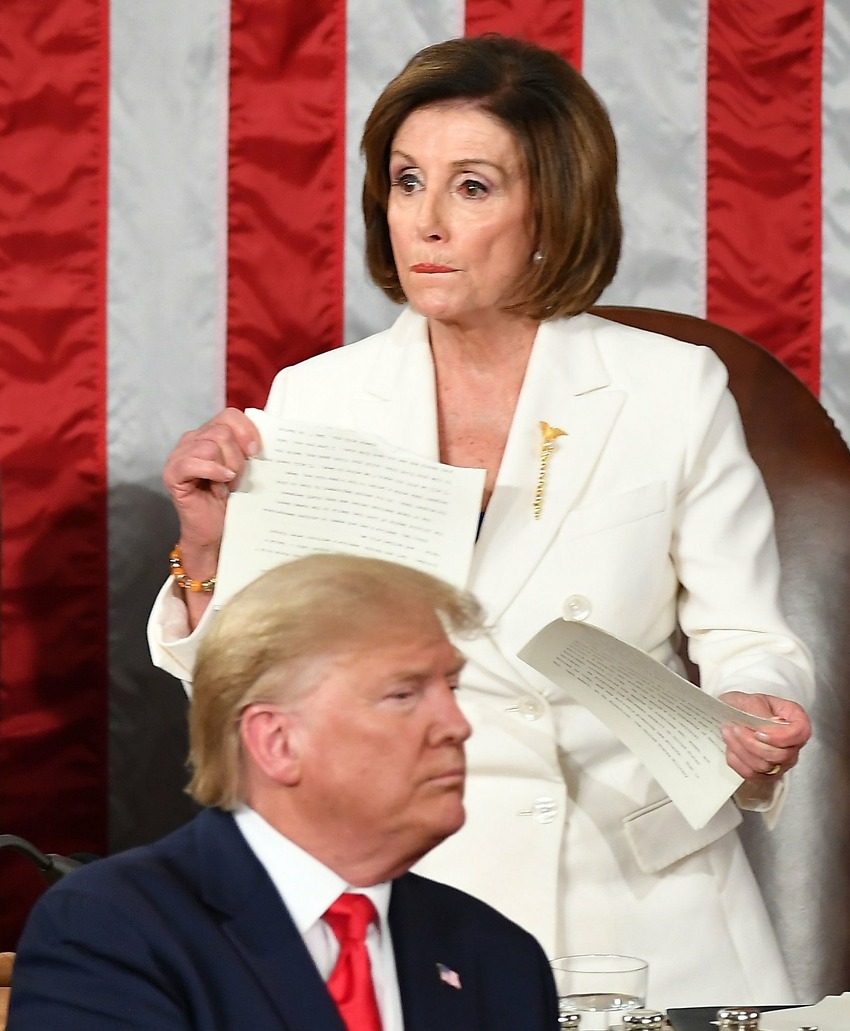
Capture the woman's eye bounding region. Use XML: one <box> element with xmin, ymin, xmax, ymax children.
<box><xmin>458</xmin><ymin>178</ymin><xmax>488</xmax><ymax>198</ymax></box>
<box><xmin>391</xmin><ymin>172</ymin><xmax>421</xmax><ymax>194</ymax></box>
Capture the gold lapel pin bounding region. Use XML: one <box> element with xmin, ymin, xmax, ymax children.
<box><xmin>534</xmin><ymin>420</ymin><xmax>568</xmax><ymax>519</ymax></box>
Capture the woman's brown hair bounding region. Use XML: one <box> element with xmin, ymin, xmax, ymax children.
<box><xmin>361</xmin><ymin>33</ymin><xmax>621</xmax><ymax>320</ymax></box>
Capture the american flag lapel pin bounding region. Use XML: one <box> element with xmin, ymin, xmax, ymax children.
<box><xmin>436</xmin><ymin>962</ymin><xmax>462</xmax><ymax>990</ymax></box>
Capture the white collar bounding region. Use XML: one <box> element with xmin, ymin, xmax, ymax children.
<box><xmin>233</xmin><ymin>805</ymin><xmax>392</xmax><ymax>936</ymax></box>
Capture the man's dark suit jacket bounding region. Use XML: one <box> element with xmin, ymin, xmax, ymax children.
<box><xmin>8</xmin><ymin>808</ymin><xmax>559</xmax><ymax>1029</ymax></box>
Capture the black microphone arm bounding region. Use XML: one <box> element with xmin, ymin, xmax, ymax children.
<box><xmin>0</xmin><ymin>834</ymin><xmax>92</xmax><ymax>884</ymax></box>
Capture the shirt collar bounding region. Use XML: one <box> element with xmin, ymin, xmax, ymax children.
<box><xmin>233</xmin><ymin>804</ymin><xmax>392</xmax><ymax>936</ymax></box>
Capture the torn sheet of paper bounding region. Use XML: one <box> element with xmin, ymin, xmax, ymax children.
<box><xmin>214</xmin><ymin>411</ymin><xmax>485</xmax><ymax>608</ymax></box>
<box><xmin>518</xmin><ymin>619</ymin><xmax>775</xmax><ymax>829</ymax></box>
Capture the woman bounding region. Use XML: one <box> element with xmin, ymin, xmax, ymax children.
<box><xmin>149</xmin><ymin>35</ymin><xmax>813</xmax><ymax>1008</ymax></box>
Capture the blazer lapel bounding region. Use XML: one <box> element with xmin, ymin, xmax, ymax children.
<box><xmin>195</xmin><ymin>809</ymin><xmax>345</xmax><ymax>1031</ymax></box>
<box><xmin>470</xmin><ymin>314</ymin><xmax>625</xmax><ymax>622</ymax></box>
<box><xmin>349</xmin><ymin>307</ymin><xmax>441</xmax><ymax>460</ymax></box>
<box><xmin>346</xmin><ymin>309</ymin><xmax>625</xmax><ymax>626</ymax></box>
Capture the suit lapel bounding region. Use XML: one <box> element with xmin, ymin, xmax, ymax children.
<box><xmin>195</xmin><ymin>809</ymin><xmax>345</xmax><ymax>1031</ymax></box>
<box><xmin>470</xmin><ymin>314</ymin><xmax>624</xmax><ymax>622</ymax></box>
<box><xmin>389</xmin><ymin>875</ymin><xmax>477</xmax><ymax>1031</ymax></box>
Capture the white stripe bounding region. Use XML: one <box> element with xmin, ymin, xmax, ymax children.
<box><xmin>584</xmin><ymin>0</ymin><xmax>708</xmax><ymax>316</ymax></box>
<box><xmin>344</xmin><ymin>0</ymin><xmax>465</xmax><ymax>344</ymax></box>
<box><xmin>821</xmin><ymin>0</ymin><xmax>850</xmax><ymax>444</ymax></box>
<box><xmin>107</xmin><ymin>0</ymin><xmax>230</xmax><ymax>477</ymax></box>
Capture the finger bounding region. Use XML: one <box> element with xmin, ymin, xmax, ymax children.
<box><xmin>724</xmin><ymin>747</ymin><xmax>764</xmax><ymax>781</ymax></box>
<box><xmin>726</xmin><ymin>723</ymin><xmax>787</xmax><ymax>762</ymax></box>
<box><xmin>165</xmin><ymin>421</ymin><xmax>255</xmax><ymax>494</ymax></box>
<box><xmin>754</xmin><ymin>716</ymin><xmax>812</xmax><ymax>749</ymax></box>
<box><xmin>202</xmin><ymin>407</ymin><xmax>261</xmax><ymax>458</ymax></box>
<box><xmin>165</xmin><ymin>453</ymin><xmax>238</xmax><ymax>496</ymax></box>
<box><xmin>726</xmin><ymin>748</ymin><xmax>785</xmax><ymax>781</ymax></box>
<box><xmin>181</xmin><ymin>424</ymin><xmax>246</xmax><ymax>475</ymax></box>
<box><xmin>755</xmin><ymin>746</ymin><xmax>803</xmax><ymax>778</ymax></box>
<box><xmin>719</xmin><ymin>690</ymin><xmax>776</xmax><ymax>721</ymax></box>
<box><xmin>722</xmin><ymin>725</ymin><xmax>791</xmax><ymax>779</ymax></box>
<box><xmin>720</xmin><ymin>693</ymin><xmax>812</xmax><ymax>749</ymax></box>
<box><xmin>169</xmin><ymin>409</ymin><xmax>260</xmax><ymax>473</ymax></box>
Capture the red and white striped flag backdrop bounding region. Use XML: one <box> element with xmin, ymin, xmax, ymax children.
<box><xmin>1</xmin><ymin>0</ymin><xmax>848</xmax><ymax>946</ymax></box>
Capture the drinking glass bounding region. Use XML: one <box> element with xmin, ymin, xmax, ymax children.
<box><xmin>550</xmin><ymin>953</ymin><xmax>648</xmax><ymax>1030</ymax></box>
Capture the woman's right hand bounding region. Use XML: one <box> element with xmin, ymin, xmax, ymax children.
<box><xmin>162</xmin><ymin>408</ymin><xmax>260</xmax><ymax>613</ymax></box>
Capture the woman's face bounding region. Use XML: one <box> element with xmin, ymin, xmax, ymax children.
<box><xmin>387</xmin><ymin>101</ymin><xmax>535</xmax><ymax>330</ymax></box>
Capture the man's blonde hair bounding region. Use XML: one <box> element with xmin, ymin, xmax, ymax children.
<box><xmin>187</xmin><ymin>553</ymin><xmax>484</xmax><ymax>810</ymax></box>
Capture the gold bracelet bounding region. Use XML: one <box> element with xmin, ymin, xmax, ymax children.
<box><xmin>169</xmin><ymin>545</ymin><xmax>217</xmax><ymax>593</ymax></box>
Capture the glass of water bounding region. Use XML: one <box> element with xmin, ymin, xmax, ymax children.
<box><xmin>550</xmin><ymin>954</ymin><xmax>648</xmax><ymax>1030</ymax></box>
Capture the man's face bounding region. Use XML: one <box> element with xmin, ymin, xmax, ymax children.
<box><xmin>289</xmin><ymin>609</ymin><xmax>471</xmax><ymax>879</ymax></box>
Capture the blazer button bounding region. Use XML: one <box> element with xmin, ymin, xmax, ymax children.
<box><xmin>518</xmin><ymin>797</ymin><xmax>558</xmax><ymax>823</ymax></box>
<box><xmin>505</xmin><ymin>697</ymin><xmax>543</xmax><ymax>721</ymax></box>
<box><xmin>532</xmin><ymin>797</ymin><xmax>557</xmax><ymax>823</ymax></box>
<box><xmin>563</xmin><ymin>594</ymin><xmax>591</xmax><ymax>621</ymax></box>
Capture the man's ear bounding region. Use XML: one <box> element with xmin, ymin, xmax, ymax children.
<box><xmin>239</xmin><ymin>706</ymin><xmax>303</xmax><ymax>787</ymax></box>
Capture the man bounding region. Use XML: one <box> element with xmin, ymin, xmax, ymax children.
<box><xmin>9</xmin><ymin>554</ymin><xmax>559</xmax><ymax>1030</ymax></box>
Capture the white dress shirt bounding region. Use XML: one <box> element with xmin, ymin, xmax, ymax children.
<box><xmin>234</xmin><ymin>805</ymin><xmax>404</xmax><ymax>1031</ymax></box>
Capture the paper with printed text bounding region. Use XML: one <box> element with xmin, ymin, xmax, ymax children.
<box><xmin>518</xmin><ymin>619</ymin><xmax>776</xmax><ymax>829</ymax></box>
<box><xmin>214</xmin><ymin>411</ymin><xmax>485</xmax><ymax>608</ymax></box>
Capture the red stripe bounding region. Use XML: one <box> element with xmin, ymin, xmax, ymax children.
<box><xmin>464</xmin><ymin>0</ymin><xmax>583</xmax><ymax>70</ymax></box>
<box><xmin>706</xmin><ymin>0</ymin><xmax>823</xmax><ymax>392</ymax></box>
<box><xmin>0</xmin><ymin>2</ymin><xmax>109</xmax><ymax>946</ymax></box>
<box><xmin>226</xmin><ymin>0</ymin><xmax>347</xmax><ymax>410</ymax></box>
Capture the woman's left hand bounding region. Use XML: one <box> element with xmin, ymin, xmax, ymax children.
<box><xmin>719</xmin><ymin>692</ymin><xmax>812</xmax><ymax>782</ymax></box>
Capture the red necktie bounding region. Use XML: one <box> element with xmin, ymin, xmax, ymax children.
<box><xmin>323</xmin><ymin>893</ymin><xmax>383</xmax><ymax>1031</ymax></box>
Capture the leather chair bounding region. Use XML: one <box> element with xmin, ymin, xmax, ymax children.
<box><xmin>592</xmin><ymin>305</ymin><xmax>850</xmax><ymax>1004</ymax></box>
